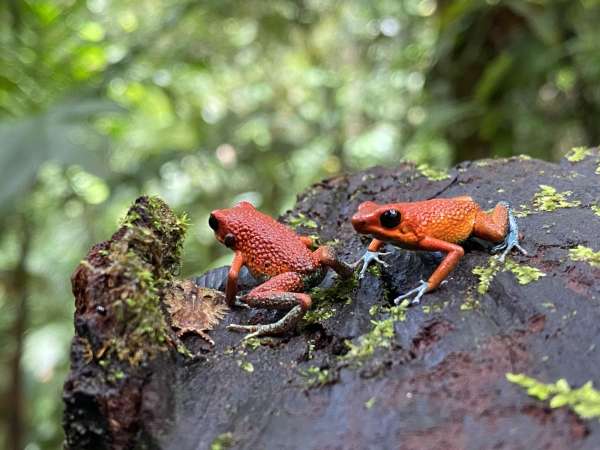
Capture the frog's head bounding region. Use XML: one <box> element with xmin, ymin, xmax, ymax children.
<box><xmin>351</xmin><ymin>201</ymin><xmax>402</xmax><ymax>241</ymax></box>
<box><xmin>209</xmin><ymin>201</ymin><xmax>255</xmax><ymax>249</ymax></box>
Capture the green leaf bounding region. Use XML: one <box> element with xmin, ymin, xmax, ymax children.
<box><xmin>0</xmin><ymin>97</ymin><xmax>122</xmax><ymax>212</ymax></box>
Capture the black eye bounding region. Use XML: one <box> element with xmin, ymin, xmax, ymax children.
<box><xmin>380</xmin><ymin>209</ymin><xmax>401</xmax><ymax>228</ymax></box>
<box><xmin>208</xmin><ymin>214</ymin><xmax>219</xmax><ymax>231</ymax></box>
<box><xmin>224</xmin><ymin>233</ymin><xmax>236</xmax><ymax>248</ymax></box>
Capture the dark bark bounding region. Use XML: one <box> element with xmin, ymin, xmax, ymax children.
<box><xmin>64</xmin><ymin>152</ymin><xmax>600</xmax><ymax>450</ymax></box>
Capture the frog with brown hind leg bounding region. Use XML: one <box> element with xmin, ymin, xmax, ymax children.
<box><xmin>209</xmin><ymin>201</ymin><xmax>353</xmax><ymax>340</ymax></box>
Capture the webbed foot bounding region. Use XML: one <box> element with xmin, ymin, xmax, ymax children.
<box><xmin>490</xmin><ymin>202</ymin><xmax>528</xmax><ymax>262</ymax></box>
<box><xmin>393</xmin><ymin>280</ymin><xmax>430</xmax><ymax>306</ymax></box>
<box><xmin>351</xmin><ymin>250</ymin><xmax>393</xmax><ymax>279</ymax></box>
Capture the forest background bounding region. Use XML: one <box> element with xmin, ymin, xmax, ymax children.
<box><xmin>1</xmin><ymin>1</ymin><xmax>599</xmax><ymax>449</ymax></box>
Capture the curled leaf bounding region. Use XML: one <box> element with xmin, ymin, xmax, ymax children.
<box><xmin>164</xmin><ymin>280</ymin><xmax>228</xmax><ymax>345</ymax></box>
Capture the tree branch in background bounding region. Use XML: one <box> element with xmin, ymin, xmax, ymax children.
<box><xmin>7</xmin><ymin>0</ymin><xmax>22</xmax><ymax>36</ymax></box>
<box><xmin>6</xmin><ymin>214</ymin><xmax>31</xmax><ymax>450</ymax></box>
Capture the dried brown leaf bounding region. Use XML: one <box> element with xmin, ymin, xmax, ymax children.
<box><xmin>164</xmin><ymin>280</ymin><xmax>228</xmax><ymax>345</ymax></box>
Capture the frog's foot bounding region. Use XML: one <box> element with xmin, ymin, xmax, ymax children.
<box><xmin>233</xmin><ymin>297</ymin><xmax>251</xmax><ymax>309</ymax></box>
<box><xmin>393</xmin><ymin>280</ymin><xmax>430</xmax><ymax>306</ymax></box>
<box><xmin>490</xmin><ymin>202</ymin><xmax>528</xmax><ymax>262</ymax></box>
<box><xmin>227</xmin><ymin>305</ymin><xmax>304</xmax><ymax>340</ymax></box>
<box><xmin>351</xmin><ymin>250</ymin><xmax>392</xmax><ymax>279</ymax></box>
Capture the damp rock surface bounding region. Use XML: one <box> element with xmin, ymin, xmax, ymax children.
<box><xmin>64</xmin><ymin>152</ymin><xmax>600</xmax><ymax>450</ymax></box>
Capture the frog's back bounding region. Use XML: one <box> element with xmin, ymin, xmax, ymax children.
<box><xmin>226</xmin><ymin>207</ymin><xmax>315</xmax><ymax>276</ymax></box>
<box><xmin>401</xmin><ymin>197</ymin><xmax>480</xmax><ymax>243</ymax></box>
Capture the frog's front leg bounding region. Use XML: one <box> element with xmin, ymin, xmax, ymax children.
<box><xmin>352</xmin><ymin>238</ymin><xmax>392</xmax><ymax>278</ymax></box>
<box><xmin>227</xmin><ymin>272</ymin><xmax>310</xmax><ymax>339</ymax></box>
<box><xmin>225</xmin><ymin>251</ymin><xmax>245</xmax><ymax>307</ymax></box>
<box><xmin>394</xmin><ymin>236</ymin><xmax>463</xmax><ymax>305</ymax></box>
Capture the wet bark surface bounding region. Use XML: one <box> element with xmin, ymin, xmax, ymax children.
<box><xmin>64</xmin><ymin>153</ymin><xmax>600</xmax><ymax>450</ymax></box>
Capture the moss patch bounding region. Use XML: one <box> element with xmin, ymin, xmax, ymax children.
<box><xmin>210</xmin><ymin>432</ymin><xmax>234</xmax><ymax>450</ymax></box>
<box><xmin>460</xmin><ymin>293</ymin><xmax>480</xmax><ymax>311</ymax></box>
<box><xmin>532</xmin><ymin>185</ymin><xmax>581</xmax><ymax>212</ymax></box>
<box><xmin>569</xmin><ymin>245</ymin><xmax>600</xmax><ymax>267</ymax></box>
<box><xmin>472</xmin><ymin>258</ymin><xmax>501</xmax><ymax>294</ymax></box>
<box><xmin>237</xmin><ymin>360</ymin><xmax>254</xmax><ymax>373</ymax></box>
<box><xmin>301</xmin><ymin>366</ymin><xmax>334</xmax><ymax>388</ymax></box>
<box><xmin>417</xmin><ymin>163</ymin><xmax>451</xmax><ymax>181</ymax></box>
<box><xmin>472</xmin><ymin>257</ymin><xmax>545</xmax><ymax>294</ymax></box>
<box><xmin>592</xmin><ymin>205</ymin><xmax>600</xmax><ymax>217</ymax></box>
<box><xmin>303</xmin><ymin>274</ymin><xmax>357</xmax><ymax>324</ymax></box>
<box><xmin>504</xmin><ymin>260</ymin><xmax>546</xmax><ymax>284</ymax></box>
<box><xmin>90</xmin><ymin>196</ymin><xmax>188</xmax><ymax>367</ymax></box>
<box><xmin>565</xmin><ymin>146</ymin><xmax>592</xmax><ymax>162</ymax></box>
<box><xmin>507</xmin><ymin>373</ymin><xmax>600</xmax><ymax>420</ymax></box>
<box><xmin>341</xmin><ymin>300</ymin><xmax>409</xmax><ymax>364</ymax></box>
<box><xmin>287</xmin><ymin>212</ymin><xmax>318</xmax><ymax>229</ymax></box>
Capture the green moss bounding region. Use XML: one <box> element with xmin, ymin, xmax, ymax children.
<box><xmin>507</xmin><ymin>373</ymin><xmax>600</xmax><ymax>420</ymax></box>
<box><xmin>93</xmin><ymin>196</ymin><xmax>188</xmax><ymax>367</ymax></box>
<box><xmin>287</xmin><ymin>212</ymin><xmax>318</xmax><ymax>229</ymax></box>
<box><xmin>569</xmin><ymin>245</ymin><xmax>600</xmax><ymax>267</ymax></box>
<box><xmin>472</xmin><ymin>257</ymin><xmax>545</xmax><ymax>294</ymax></box>
<box><xmin>301</xmin><ymin>366</ymin><xmax>333</xmax><ymax>387</ymax></box>
<box><xmin>566</xmin><ymin>146</ymin><xmax>592</xmax><ymax>162</ymax></box>
<box><xmin>422</xmin><ymin>302</ymin><xmax>448</xmax><ymax>314</ymax></box>
<box><xmin>367</xmin><ymin>264</ymin><xmax>382</xmax><ymax>277</ymax></box>
<box><xmin>242</xmin><ymin>337</ymin><xmax>262</xmax><ymax>351</ymax></box>
<box><xmin>472</xmin><ymin>258</ymin><xmax>501</xmax><ymax>294</ymax></box>
<box><xmin>417</xmin><ymin>163</ymin><xmax>451</xmax><ymax>181</ymax></box>
<box><xmin>210</xmin><ymin>432</ymin><xmax>234</xmax><ymax>450</ymax></box>
<box><xmin>343</xmin><ymin>319</ymin><xmax>394</xmax><ymax>361</ymax></box>
<box><xmin>303</xmin><ymin>305</ymin><xmax>335</xmax><ymax>323</ymax></box>
<box><xmin>238</xmin><ymin>360</ymin><xmax>254</xmax><ymax>373</ymax></box>
<box><xmin>504</xmin><ymin>260</ymin><xmax>546</xmax><ymax>284</ymax></box>
<box><xmin>596</xmin><ymin>163</ymin><xmax>600</xmax><ymax>175</ymax></box>
<box><xmin>341</xmin><ymin>300</ymin><xmax>409</xmax><ymax>364</ymax></box>
<box><xmin>513</xmin><ymin>204</ymin><xmax>533</xmax><ymax>218</ymax></box>
<box><xmin>365</xmin><ymin>397</ymin><xmax>377</xmax><ymax>409</ymax></box>
<box><xmin>460</xmin><ymin>293</ymin><xmax>480</xmax><ymax>311</ymax></box>
<box><xmin>592</xmin><ymin>205</ymin><xmax>600</xmax><ymax>217</ymax></box>
<box><xmin>532</xmin><ymin>185</ymin><xmax>581</xmax><ymax>212</ymax></box>
<box><xmin>303</xmin><ymin>274</ymin><xmax>357</xmax><ymax>324</ymax></box>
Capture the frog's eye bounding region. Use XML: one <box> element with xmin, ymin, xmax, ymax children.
<box><xmin>224</xmin><ymin>233</ymin><xmax>236</xmax><ymax>248</ymax></box>
<box><xmin>208</xmin><ymin>214</ymin><xmax>219</xmax><ymax>231</ymax></box>
<box><xmin>380</xmin><ymin>209</ymin><xmax>401</xmax><ymax>228</ymax></box>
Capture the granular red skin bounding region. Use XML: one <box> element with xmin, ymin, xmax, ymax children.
<box><xmin>210</xmin><ymin>202</ymin><xmax>351</xmax><ymax>334</ymax></box>
<box><xmin>391</xmin><ymin>198</ymin><xmax>481</xmax><ymax>244</ymax></box>
<box><xmin>211</xmin><ymin>201</ymin><xmax>317</xmax><ymax>277</ymax></box>
<box><xmin>352</xmin><ymin>197</ymin><xmax>507</xmax><ymax>247</ymax></box>
<box><xmin>352</xmin><ymin>196</ymin><xmax>510</xmax><ymax>292</ymax></box>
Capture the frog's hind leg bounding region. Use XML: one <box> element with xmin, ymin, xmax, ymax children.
<box><xmin>473</xmin><ymin>201</ymin><xmax>527</xmax><ymax>261</ymax></box>
<box><xmin>313</xmin><ymin>245</ymin><xmax>353</xmax><ymax>278</ymax></box>
<box><xmin>472</xmin><ymin>202</ymin><xmax>509</xmax><ymax>243</ymax></box>
<box><xmin>227</xmin><ymin>272</ymin><xmax>310</xmax><ymax>339</ymax></box>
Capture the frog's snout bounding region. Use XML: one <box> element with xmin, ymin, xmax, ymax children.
<box><xmin>351</xmin><ymin>213</ymin><xmax>368</xmax><ymax>233</ymax></box>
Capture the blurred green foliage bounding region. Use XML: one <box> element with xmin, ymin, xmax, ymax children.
<box><xmin>1</xmin><ymin>0</ymin><xmax>600</xmax><ymax>448</ymax></box>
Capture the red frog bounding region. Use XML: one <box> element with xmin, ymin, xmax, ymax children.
<box><xmin>351</xmin><ymin>196</ymin><xmax>527</xmax><ymax>305</ymax></box>
<box><xmin>209</xmin><ymin>201</ymin><xmax>352</xmax><ymax>339</ymax></box>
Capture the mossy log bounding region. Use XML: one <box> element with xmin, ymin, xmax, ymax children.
<box><xmin>63</xmin><ymin>196</ymin><xmax>223</xmax><ymax>449</ymax></box>
<box><xmin>64</xmin><ymin>152</ymin><xmax>600</xmax><ymax>450</ymax></box>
